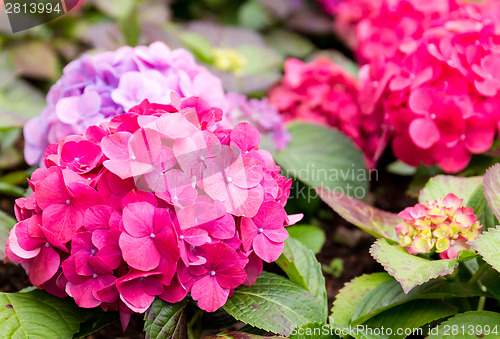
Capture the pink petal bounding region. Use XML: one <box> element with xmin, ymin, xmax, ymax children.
<box><xmin>215</xmin><ymin>264</ymin><xmax>247</xmax><ymax>289</ymax></box>
<box><xmin>158</xmin><ymin>274</ymin><xmax>188</xmax><ymax>303</ymax></box>
<box><xmin>253</xmin><ymin>202</ymin><xmax>286</xmax><ymax>230</ymax></box>
<box><xmin>67</xmin><ymin>279</ymin><xmax>102</xmax><ymax>308</ymax></box>
<box><xmin>122</xmin><ymin>202</ymin><xmax>155</xmax><ymax>237</ymax></box>
<box><xmin>42</xmin><ymin>204</ymin><xmax>83</xmax><ymax>245</ymax></box>
<box><xmin>253</xmin><ymin>235</ymin><xmax>284</xmax><ymax>263</ymax></box>
<box><xmin>408</xmin><ymin>118</ymin><xmax>440</xmax><ymax>150</ymax></box>
<box><xmin>240</xmin><ymin>217</ymin><xmax>258</xmax><ymax>252</ymax></box>
<box><xmin>230</xmin><ymin>122</ymin><xmax>261</xmax><ymax>152</ymax></box>
<box><xmin>119</xmin><ymin>233</ymin><xmax>160</xmax><ymax>271</ymax></box>
<box><xmin>191</xmin><ymin>275</ymin><xmax>229</xmax><ymax>312</ymax></box>
<box><xmin>29</xmin><ymin>245</ymin><xmax>60</xmax><ymax>286</ymax></box>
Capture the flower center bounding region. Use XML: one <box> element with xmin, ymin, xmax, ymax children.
<box><xmin>258</xmin><ymin>228</ymin><xmax>264</xmax><ymax>233</ymax></box>
<box><xmin>210</xmin><ymin>271</ymin><xmax>216</xmax><ymax>276</ymax></box>
<box><xmin>179</xmin><ymin>235</ymin><xmax>185</xmax><ymax>240</ymax></box>
<box><xmin>226</xmin><ymin>177</ymin><xmax>233</xmax><ymax>183</ymax></box>
<box><xmin>74</xmin><ymin>157</ymin><xmax>80</xmax><ymax>162</ymax></box>
<box><xmin>45</xmin><ymin>243</ymin><xmax>50</xmax><ymax>248</ymax></box>
<box><xmin>66</xmin><ymin>199</ymin><xmax>71</xmax><ymax>205</ymax></box>
<box><xmin>130</xmin><ymin>155</ymin><xmax>136</xmax><ymax>161</ymax></box>
<box><xmin>90</xmin><ymin>249</ymin><xmax>96</xmax><ymax>255</ymax></box>
<box><xmin>199</xmin><ymin>156</ymin><xmax>205</xmax><ymax>161</ymax></box>
<box><xmin>92</xmin><ymin>273</ymin><xmax>98</xmax><ymax>279</ymax></box>
<box><xmin>150</xmin><ymin>233</ymin><xmax>156</xmax><ymax>239</ymax></box>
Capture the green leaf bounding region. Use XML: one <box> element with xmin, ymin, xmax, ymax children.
<box><xmin>465</xmin><ymin>183</ymin><xmax>498</xmax><ymax>228</ymax></box>
<box><xmin>265</xmin><ymin>30</ymin><xmax>314</xmax><ymax>58</ymax></box>
<box><xmin>478</xmin><ymin>266</ymin><xmax>500</xmax><ymax>302</ymax></box>
<box><xmin>0</xmin><ymin>210</ymin><xmax>16</xmax><ymax>261</ymax></box>
<box><xmin>386</xmin><ymin>160</ymin><xmax>417</xmax><ymax>176</ymax></box>
<box><xmin>276</xmin><ymin>238</ymin><xmax>328</xmax><ymax>320</ymax></box>
<box><xmin>349</xmin><ymin>279</ymin><xmax>487</xmax><ymax>325</ymax></box>
<box><xmin>0</xmin><ymin>79</ymin><xmax>46</xmax><ymax>129</ymax></box>
<box><xmin>144</xmin><ymin>298</ymin><xmax>187</xmax><ymax>339</ymax></box>
<box><xmin>0</xmin><ymin>182</ymin><xmax>25</xmax><ymax>197</ymax></box>
<box><xmin>8</xmin><ymin>42</ymin><xmax>60</xmax><ymax>80</ymax></box>
<box><xmin>179</xmin><ymin>32</ymin><xmax>215</xmax><ymax>64</ymax></box>
<box><xmin>238</xmin><ymin>0</ymin><xmax>273</xmax><ymax>30</ymax></box>
<box><xmin>369</xmin><ymin>239</ymin><xmax>460</xmax><ymax>293</ymax></box>
<box><xmin>204</xmin><ymin>332</ymin><xmax>285</xmax><ymax>338</ymax></box>
<box><xmin>483</xmin><ymin>163</ymin><xmax>500</xmax><ymax>221</ymax></box>
<box><xmin>364</xmin><ymin>300</ymin><xmax>457</xmax><ymax>339</ymax></box>
<box><xmin>200</xmin><ymin>308</ymin><xmax>238</xmax><ymax>331</ymax></box>
<box><xmin>286</xmin><ymin>225</ymin><xmax>326</xmax><ymax>254</ymax></box>
<box><xmin>72</xmin><ymin>309</ymin><xmax>119</xmax><ymax>338</ymax></box>
<box><xmin>289</xmin><ymin>323</ymin><xmax>340</xmax><ymax>339</ymax></box>
<box><xmin>419</xmin><ymin>175</ymin><xmax>483</xmax><ymax>204</ymax></box>
<box><xmin>0</xmin><ymin>289</ymin><xmax>83</xmax><ymax>338</ymax></box>
<box><xmin>329</xmin><ymin>273</ymin><xmax>392</xmax><ymax>328</ymax></box>
<box><xmin>471</xmin><ymin>226</ymin><xmax>500</xmax><ymax>273</ymax></box>
<box><xmin>317</xmin><ymin>187</ymin><xmax>399</xmax><ymax>241</ymax></box>
<box><xmin>93</xmin><ymin>0</ymin><xmax>135</xmax><ymax>20</ymax></box>
<box><xmin>275</xmin><ymin>122</ymin><xmax>369</xmax><ymax>197</ymax></box>
<box><xmin>465</xmin><ymin>184</ymin><xmax>487</xmax><ymax>215</ymax></box>
<box><xmin>427</xmin><ymin>311</ymin><xmax>500</xmax><ymax>338</ymax></box>
<box><xmin>236</xmin><ymin>45</ymin><xmax>282</xmax><ymax>75</ymax></box>
<box><xmin>223</xmin><ymin>272</ymin><xmax>325</xmax><ymax>336</ymax></box>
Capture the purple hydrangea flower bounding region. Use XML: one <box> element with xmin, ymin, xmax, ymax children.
<box><xmin>24</xmin><ymin>42</ymin><xmax>225</xmax><ymax>165</ymax></box>
<box><xmin>220</xmin><ymin>93</ymin><xmax>290</xmax><ymax>150</ymax></box>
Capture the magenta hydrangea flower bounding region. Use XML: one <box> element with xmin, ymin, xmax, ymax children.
<box><xmin>269</xmin><ymin>57</ymin><xmax>385</xmax><ymax>167</ymax></box>
<box><xmin>396</xmin><ymin>193</ymin><xmax>482</xmax><ymax>259</ymax></box>
<box><xmin>317</xmin><ymin>0</ymin><xmax>384</xmax><ymax>50</ymax></box>
<box><xmin>24</xmin><ymin>42</ymin><xmax>290</xmax><ymax>166</ymax></box>
<box><xmin>8</xmin><ymin>94</ymin><xmax>301</xmax><ymax>326</ymax></box>
<box><xmin>360</xmin><ymin>3</ymin><xmax>500</xmax><ymax>172</ymax></box>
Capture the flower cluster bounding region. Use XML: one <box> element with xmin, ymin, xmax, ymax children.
<box><xmin>24</xmin><ymin>42</ymin><xmax>290</xmax><ymax>167</ymax></box>
<box><xmin>360</xmin><ymin>3</ymin><xmax>500</xmax><ymax>172</ymax></box>
<box><xmin>396</xmin><ymin>193</ymin><xmax>482</xmax><ymax>259</ymax></box>
<box><xmin>355</xmin><ymin>0</ymin><xmax>459</xmax><ymax>63</ymax></box>
<box><xmin>269</xmin><ymin>57</ymin><xmax>384</xmax><ymax>167</ymax></box>
<box><xmin>318</xmin><ymin>0</ymin><xmax>384</xmax><ymax>50</ymax></box>
<box><xmin>8</xmin><ymin>95</ymin><xmax>299</xmax><ymax>325</ymax></box>
<box><xmin>220</xmin><ymin>93</ymin><xmax>290</xmax><ymax>151</ymax></box>
<box><xmin>23</xmin><ymin>42</ymin><xmax>226</xmax><ymax>166</ymax></box>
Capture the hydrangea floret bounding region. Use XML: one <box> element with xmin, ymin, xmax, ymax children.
<box><xmin>7</xmin><ymin>94</ymin><xmax>300</xmax><ymax>328</ymax></box>
<box><xmin>269</xmin><ymin>57</ymin><xmax>384</xmax><ymax>167</ymax></box>
<box><xmin>360</xmin><ymin>2</ymin><xmax>500</xmax><ymax>172</ymax></box>
<box><xmin>24</xmin><ymin>42</ymin><xmax>289</xmax><ymax>167</ymax></box>
<box><xmin>396</xmin><ymin>193</ymin><xmax>482</xmax><ymax>259</ymax></box>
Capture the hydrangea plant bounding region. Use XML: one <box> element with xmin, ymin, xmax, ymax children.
<box><xmin>317</xmin><ymin>164</ymin><xmax>500</xmax><ymax>336</ymax></box>
<box><xmin>7</xmin><ymin>94</ymin><xmax>301</xmax><ymax>329</ymax></box>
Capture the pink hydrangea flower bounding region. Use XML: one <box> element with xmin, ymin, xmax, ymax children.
<box><xmin>269</xmin><ymin>57</ymin><xmax>385</xmax><ymax>167</ymax></box>
<box><xmin>396</xmin><ymin>193</ymin><xmax>482</xmax><ymax>259</ymax></box>
<box><xmin>7</xmin><ymin>94</ymin><xmax>302</xmax><ymax>325</ymax></box>
<box><xmin>360</xmin><ymin>3</ymin><xmax>500</xmax><ymax>172</ymax></box>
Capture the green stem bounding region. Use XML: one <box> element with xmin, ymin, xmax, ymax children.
<box><xmin>477</xmin><ymin>296</ymin><xmax>486</xmax><ymax>311</ymax></box>
<box><xmin>468</xmin><ymin>262</ymin><xmax>489</xmax><ymax>285</ymax></box>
